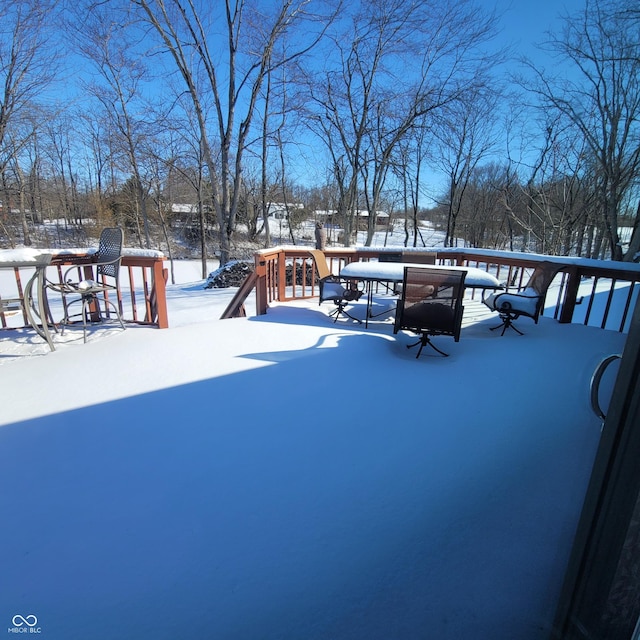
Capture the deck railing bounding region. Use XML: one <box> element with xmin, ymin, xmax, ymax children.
<box><xmin>49</xmin><ymin>250</ymin><xmax>169</xmax><ymax>328</ymax></box>
<box><xmin>253</xmin><ymin>246</ymin><xmax>640</xmax><ymax>333</ymax></box>
<box><xmin>0</xmin><ymin>249</ymin><xmax>169</xmax><ymax>331</ymax></box>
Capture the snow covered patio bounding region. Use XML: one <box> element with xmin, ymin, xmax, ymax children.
<box><xmin>0</xmin><ymin>263</ymin><xmax>628</xmax><ymax>639</ymax></box>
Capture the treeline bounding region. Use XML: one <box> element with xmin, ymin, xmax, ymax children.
<box><xmin>426</xmin><ymin>163</ymin><xmax>616</xmax><ymax>259</ymax></box>
<box><xmin>0</xmin><ymin>0</ymin><xmax>638</xmax><ymax>272</ymax></box>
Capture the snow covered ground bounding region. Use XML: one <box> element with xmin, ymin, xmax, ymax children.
<box><xmin>0</xmin><ymin>255</ymin><xmax>629</xmax><ymax>639</ymax></box>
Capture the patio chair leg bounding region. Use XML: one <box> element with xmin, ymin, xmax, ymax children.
<box><xmin>342</xmin><ymin>308</ymin><xmax>362</xmax><ymax>323</ymax></box>
<box><xmin>329</xmin><ymin>302</ymin><xmax>362</xmax><ymax>324</ymax></box>
<box><xmin>81</xmin><ymin>298</ymin><xmax>91</xmax><ymax>343</ymax></box>
<box><xmin>490</xmin><ymin>316</ymin><xmax>524</xmax><ymax>336</ymax></box>
<box><xmin>407</xmin><ymin>335</ymin><xmax>449</xmax><ymax>358</ymax></box>
<box><xmin>60</xmin><ymin>293</ymin><xmax>126</xmax><ymax>343</ymax></box>
<box><xmin>103</xmin><ymin>298</ymin><xmax>126</xmax><ymax>330</ymax></box>
<box><xmin>508</xmin><ymin>323</ymin><xmax>524</xmax><ymax>336</ymax></box>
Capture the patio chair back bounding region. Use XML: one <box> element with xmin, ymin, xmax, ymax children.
<box><xmin>402</xmin><ymin>251</ymin><xmax>437</xmax><ymax>265</ymax></box>
<box><xmin>379</xmin><ymin>251</ymin><xmax>403</xmax><ymax>263</ymax></box>
<box><xmin>308</xmin><ymin>249</ymin><xmax>362</xmax><ymax>323</ymax></box>
<box><xmin>527</xmin><ymin>261</ymin><xmax>562</xmax><ymax>299</ymax></box>
<box><xmin>308</xmin><ymin>249</ymin><xmax>332</xmax><ymax>281</ymax></box>
<box><xmin>394</xmin><ymin>266</ymin><xmax>466</xmax><ymax>357</ymax></box>
<box><xmin>96</xmin><ymin>227</ymin><xmax>124</xmax><ymax>281</ymax></box>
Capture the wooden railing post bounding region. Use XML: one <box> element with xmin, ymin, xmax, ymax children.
<box><xmin>151</xmin><ymin>260</ymin><xmax>169</xmax><ymax>328</ymax></box>
<box><xmin>277</xmin><ymin>250</ymin><xmax>287</xmax><ymax>302</ymax></box>
<box><xmin>255</xmin><ymin>255</ymin><xmax>268</xmax><ymax>315</ymax></box>
<box><xmin>559</xmin><ymin>266</ymin><xmax>581</xmax><ymax>324</ymax></box>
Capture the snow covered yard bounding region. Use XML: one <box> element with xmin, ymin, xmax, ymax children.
<box><xmin>0</xmin><ymin>261</ymin><xmax>627</xmax><ymax>639</ymax></box>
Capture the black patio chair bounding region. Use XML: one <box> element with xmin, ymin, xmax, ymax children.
<box><xmin>394</xmin><ymin>266</ymin><xmax>466</xmax><ymax>358</ymax></box>
<box><xmin>401</xmin><ymin>251</ymin><xmax>437</xmax><ymax>265</ymax></box>
<box><xmin>309</xmin><ymin>249</ymin><xmax>363</xmax><ymax>323</ymax></box>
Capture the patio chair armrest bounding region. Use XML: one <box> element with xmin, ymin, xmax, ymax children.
<box><xmin>58</xmin><ymin>263</ymin><xmax>93</xmax><ymax>285</ymax></box>
<box><xmin>494</xmin><ymin>290</ymin><xmax>540</xmax><ymax>302</ymax></box>
<box><xmin>46</xmin><ymin>268</ymin><xmax>77</xmax><ymax>292</ymax></box>
<box><xmin>490</xmin><ymin>289</ymin><xmax>541</xmax><ymax>316</ymax></box>
<box><xmin>93</xmin><ymin>255</ymin><xmax>122</xmax><ymax>268</ymax></box>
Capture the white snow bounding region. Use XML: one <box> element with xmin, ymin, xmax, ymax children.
<box><xmin>0</xmin><ymin>258</ymin><xmax>629</xmax><ymax>639</ymax></box>
<box><xmin>340</xmin><ymin>261</ymin><xmax>502</xmax><ymax>288</ymax></box>
<box><xmin>0</xmin><ymin>248</ymin><xmax>50</xmax><ymax>264</ymax></box>
<box><xmin>484</xmin><ymin>287</ymin><xmax>540</xmax><ymax>316</ymax></box>
<box><xmin>436</xmin><ymin>246</ymin><xmax>640</xmax><ymax>274</ymax></box>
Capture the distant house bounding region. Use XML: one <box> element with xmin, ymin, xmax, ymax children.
<box><xmin>171</xmin><ymin>204</ymin><xmax>197</xmax><ymax>216</ymax></box>
<box><xmin>170</xmin><ymin>203</ymin><xmax>214</xmax><ymax>225</ymax></box>
<box><xmin>344</xmin><ymin>210</ymin><xmax>391</xmax><ymax>230</ymax></box>
<box><xmin>170</xmin><ymin>204</ymin><xmax>202</xmax><ymax>223</ymax></box>
<box><xmin>312</xmin><ymin>209</ymin><xmax>389</xmax><ymax>229</ymax></box>
<box><xmin>265</xmin><ymin>203</ymin><xmax>304</xmax><ymax>220</ymax></box>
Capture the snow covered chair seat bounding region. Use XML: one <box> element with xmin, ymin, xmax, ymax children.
<box><xmin>393</xmin><ymin>266</ymin><xmax>466</xmax><ymax>358</ymax></box>
<box><xmin>308</xmin><ymin>249</ymin><xmax>363</xmax><ymax>323</ymax></box>
<box><xmin>483</xmin><ymin>261</ymin><xmax>562</xmax><ymax>336</ymax></box>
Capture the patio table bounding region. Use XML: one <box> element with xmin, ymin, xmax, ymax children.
<box><xmin>0</xmin><ymin>249</ymin><xmax>55</xmax><ymax>351</ymax></box>
<box><xmin>339</xmin><ymin>261</ymin><xmax>503</xmax><ymax>327</ymax></box>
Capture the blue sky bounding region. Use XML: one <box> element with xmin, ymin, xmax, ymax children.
<box><xmin>483</xmin><ymin>0</ymin><xmax>586</xmax><ymax>60</ymax></box>
<box><xmin>407</xmin><ymin>0</ymin><xmax>589</xmax><ymax>204</ymax></box>
<box><xmin>44</xmin><ymin>0</ymin><xmax>592</xmax><ymax>207</ymax></box>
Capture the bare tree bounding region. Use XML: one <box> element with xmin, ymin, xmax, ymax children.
<box><xmin>40</xmin><ymin>113</ymin><xmax>82</xmax><ymax>228</ymax></box>
<box><xmin>460</xmin><ymin>163</ymin><xmax>512</xmax><ymax>249</ymax></box>
<box><xmin>525</xmin><ymin>0</ymin><xmax>640</xmax><ymax>260</ymax></box>
<box><xmin>161</xmin><ymin>101</ymin><xmax>218</xmax><ymax>277</ymax></box>
<box><xmin>392</xmin><ymin>123</ymin><xmax>432</xmax><ymax>248</ymax></box>
<box><xmin>0</xmin><ymin>0</ymin><xmax>59</xmax><ymax>244</ymax></box>
<box><xmin>306</xmin><ymin>0</ymin><xmax>503</xmax><ymax>247</ymax></box>
<box><xmin>255</xmin><ymin>53</ymin><xmax>308</xmax><ymax>249</ymax></box>
<box><xmin>132</xmin><ymin>0</ymin><xmax>335</xmax><ymax>264</ymax></box>
<box><xmin>0</xmin><ymin>1</ymin><xmax>58</xmax><ymax>167</ymax></box>
<box><xmin>74</xmin><ymin>111</ymin><xmax>122</xmax><ymax>231</ymax></box>
<box><xmin>510</xmin><ymin>113</ymin><xmax>601</xmax><ymax>256</ymax></box>
<box><xmin>68</xmin><ymin>5</ymin><xmax>159</xmax><ymax>248</ymax></box>
<box><xmin>432</xmin><ymin>87</ymin><xmax>501</xmax><ymax>247</ymax></box>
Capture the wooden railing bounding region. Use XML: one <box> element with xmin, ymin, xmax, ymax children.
<box><xmin>1</xmin><ymin>249</ymin><xmax>169</xmax><ymax>331</ymax></box>
<box><xmin>49</xmin><ymin>250</ymin><xmax>169</xmax><ymax>328</ymax></box>
<box><xmin>252</xmin><ymin>246</ymin><xmax>355</xmax><ymax>313</ymax></box>
<box><xmin>251</xmin><ymin>246</ymin><xmax>640</xmax><ymax>333</ymax></box>
<box><xmin>436</xmin><ymin>248</ymin><xmax>640</xmax><ymax>332</ymax></box>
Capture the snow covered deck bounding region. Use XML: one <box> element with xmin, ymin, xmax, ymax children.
<box><xmin>0</xmin><ymin>260</ymin><xmax>628</xmax><ymax>639</ymax></box>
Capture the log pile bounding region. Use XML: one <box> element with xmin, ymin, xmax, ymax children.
<box><xmin>205</xmin><ymin>258</ymin><xmax>315</xmax><ymax>289</ymax></box>
<box><xmin>205</xmin><ymin>260</ymin><xmax>254</xmax><ymax>288</ymax></box>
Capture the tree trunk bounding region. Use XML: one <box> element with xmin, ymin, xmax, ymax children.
<box><xmin>623</xmin><ymin>201</ymin><xmax>640</xmax><ymax>262</ymax></box>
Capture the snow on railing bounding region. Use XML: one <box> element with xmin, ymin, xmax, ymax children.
<box><xmin>252</xmin><ymin>246</ymin><xmax>640</xmax><ymax>333</ymax></box>
<box><xmin>0</xmin><ymin>249</ymin><xmax>169</xmax><ymax>332</ymax></box>
<box><xmin>48</xmin><ymin>250</ymin><xmax>169</xmax><ymax>328</ymax></box>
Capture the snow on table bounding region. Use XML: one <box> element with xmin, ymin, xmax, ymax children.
<box><xmin>340</xmin><ymin>261</ymin><xmax>502</xmax><ymax>288</ymax></box>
